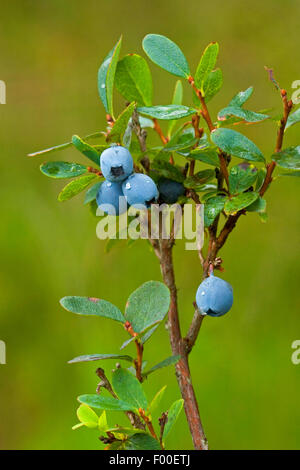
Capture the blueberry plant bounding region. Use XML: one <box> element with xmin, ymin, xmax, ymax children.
<box><xmin>29</xmin><ymin>34</ymin><xmax>300</xmax><ymax>450</ymax></box>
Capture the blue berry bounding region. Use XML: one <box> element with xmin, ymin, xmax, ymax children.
<box><xmin>96</xmin><ymin>181</ymin><xmax>127</xmax><ymax>215</ymax></box>
<box><xmin>158</xmin><ymin>178</ymin><xmax>185</xmax><ymax>204</ymax></box>
<box><xmin>122</xmin><ymin>173</ymin><xmax>159</xmax><ymax>208</ymax></box>
<box><xmin>196</xmin><ymin>272</ymin><xmax>233</xmax><ymax>317</ymax></box>
<box><xmin>100</xmin><ymin>145</ymin><xmax>133</xmax><ymax>182</ymax></box>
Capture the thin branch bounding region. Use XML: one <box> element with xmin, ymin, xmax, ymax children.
<box><xmin>87</xmin><ymin>166</ymin><xmax>103</xmax><ymax>177</ymax></box>
<box><xmin>153</xmin><ymin>118</ymin><xmax>169</xmax><ymax>145</ymax></box>
<box><xmin>134</xmin><ymin>340</ymin><xmax>144</xmax><ymax>382</ymax></box>
<box><xmin>159</xmin><ymin>412</ymin><xmax>168</xmax><ymax>449</ymax></box>
<box><xmin>184</xmin><ymin>303</ymin><xmax>206</xmax><ymax>354</ymax></box>
<box><xmin>139</xmin><ymin>408</ymin><xmax>161</xmax><ymax>446</ymax></box>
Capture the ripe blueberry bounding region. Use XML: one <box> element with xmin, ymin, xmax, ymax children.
<box><xmin>196</xmin><ymin>272</ymin><xmax>233</xmax><ymax>317</ymax></box>
<box><xmin>158</xmin><ymin>178</ymin><xmax>185</xmax><ymax>204</ymax></box>
<box><xmin>122</xmin><ymin>173</ymin><xmax>159</xmax><ymax>208</ymax></box>
<box><xmin>96</xmin><ymin>180</ymin><xmax>127</xmax><ymax>215</ymax></box>
<box><xmin>100</xmin><ymin>145</ymin><xmax>133</xmax><ymax>182</ymax></box>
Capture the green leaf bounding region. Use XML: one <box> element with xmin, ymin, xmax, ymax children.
<box><xmin>168</xmin><ymin>80</ymin><xmax>183</xmax><ymax>136</ymax></box>
<box><xmin>124</xmin><ymin>433</ymin><xmax>161</xmax><ymax>450</ymax></box>
<box><xmin>184</xmin><ymin>169</ymin><xmax>215</xmax><ymax>190</ymax></box>
<box><xmin>218</xmin><ymin>106</ymin><xmax>268</xmax><ymax>123</ymax></box>
<box><xmin>112</xmin><ymin>368</ymin><xmax>148</xmax><ymax>410</ymax></box>
<box><xmin>76</xmin><ymin>404</ymin><xmax>98</xmax><ymax>429</ymax></box>
<box><xmin>229</xmin><ymin>87</ymin><xmax>253</xmax><ymax>107</ymax></box>
<box><xmin>98</xmin><ymin>37</ymin><xmax>122</xmax><ymax>116</ymax></box>
<box><xmin>228</xmin><ymin>163</ymin><xmax>258</xmax><ymax>194</ymax></box>
<box><xmin>148</xmin><ymin>385</ymin><xmax>167</xmax><ymax>415</ymax></box>
<box><xmin>151</xmin><ymin>158</ymin><xmax>185</xmax><ymax>183</ymax></box>
<box><xmin>78</xmin><ymin>394</ymin><xmax>134</xmax><ymax>412</ymax></box>
<box><xmin>143</xmin><ymin>34</ymin><xmax>190</xmax><ymax>78</ymax></box>
<box><xmin>211</xmin><ymin>128</ymin><xmax>265</xmax><ymax>162</ymax></box>
<box><xmin>84</xmin><ymin>182</ymin><xmax>102</xmax><ymax>204</ymax></box>
<box><xmin>115</xmin><ymin>54</ymin><xmax>152</xmax><ymax>106</ymax></box>
<box><xmin>142</xmin><ymin>355</ymin><xmax>180</xmax><ymax>378</ymax></box>
<box><xmin>204</xmin><ymin>196</ymin><xmax>226</xmax><ymax>227</ymax></box>
<box><xmin>60</xmin><ymin>296</ymin><xmax>125</xmax><ymax>323</ymax></box>
<box><xmin>98</xmin><ymin>411</ymin><xmax>108</xmax><ymax>432</ymax></box>
<box><xmin>58</xmin><ymin>174</ymin><xmax>97</xmax><ymax>202</ymax></box>
<box><xmin>271</xmin><ymin>146</ymin><xmax>300</xmax><ymax>170</ymax></box>
<box><xmin>125</xmin><ymin>281</ymin><xmax>170</xmax><ymax>334</ymax></box>
<box><xmin>246</xmin><ymin>197</ymin><xmax>266</xmax><ymax>213</ymax></box>
<box><xmin>203</xmin><ymin>68</ymin><xmax>223</xmax><ymax>103</ymax></box>
<box><xmin>72</xmin><ymin>135</ymin><xmax>100</xmax><ymax>165</ymax></box>
<box><xmin>224</xmin><ymin>192</ymin><xmax>259</xmax><ymax>215</ymax></box>
<box><xmin>278</xmin><ymin>170</ymin><xmax>300</xmax><ymax>177</ymax></box>
<box><xmin>163</xmin><ymin>399</ymin><xmax>184</xmax><ymax>440</ymax></box>
<box><xmin>40</xmin><ymin>161</ymin><xmax>87</xmax><ymax>179</ymax></box>
<box><xmin>255</xmin><ymin>168</ymin><xmax>267</xmax><ymax>191</ymax></box>
<box><xmin>285</xmin><ymin>107</ymin><xmax>300</xmax><ymax>130</ymax></box>
<box><xmin>137</xmin><ymin>105</ymin><xmax>196</xmax><ymax>121</ymax></box>
<box><xmin>189</xmin><ymin>147</ymin><xmax>220</xmax><ymax>166</ymax></box>
<box><xmin>195</xmin><ymin>43</ymin><xmax>219</xmax><ymax>91</ymax></box>
<box><xmin>68</xmin><ymin>354</ymin><xmax>134</xmax><ymax>364</ymax></box>
<box><xmin>107</xmin><ymin>102</ymin><xmax>136</xmax><ymax>142</ymax></box>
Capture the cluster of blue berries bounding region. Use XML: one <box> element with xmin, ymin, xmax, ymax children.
<box><xmin>196</xmin><ymin>270</ymin><xmax>233</xmax><ymax>317</ymax></box>
<box><xmin>97</xmin><ymin>145</ymin><xmax>159</xmax><ymax>215</ymax></box>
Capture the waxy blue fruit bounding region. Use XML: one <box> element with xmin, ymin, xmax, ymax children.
<box><xmin>122</xmin><ymin>173</ymin><xmax>159</xmax><ymax>208</ymax></box>
<box><xmin>158</xmin><ymin>178</ymin><xmax>185</xmax><ymax>204</ymax></box>
<box><xmin>196</xmin><ymin>272</ymin><xmax>233</xmax><ymax>317</ymax></box>
<box><xmin>96</xmin><ymin>180</ymin><xmax>127</xmax><ymax>215</ymax></box>
<box><xmin>100</xmin><ymin>145</ymin><xmax>133</xmax><ymax>182</ymax></box>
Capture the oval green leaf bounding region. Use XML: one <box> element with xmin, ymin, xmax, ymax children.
<box><xmin>115</xmin><ymin>54</ymin><xmax>152</xmax><ymax>106</ymax></box>
<box><xmin>40</xmin><ymin>161</ymin><xmax>87</xmax><ymax>179</ymax></box>
<box><xmin>98</xmin><ymin>37</ymin><xmax>122</xmax><ymax>116</ymax></box>
<box><xmin>68</xmin><ymin>354</ymin><xmax>133</xmax><ymax>364</ymax></box>
<box><xmin>271</xmin><ymin>146</ymin><xmax>300</xmax><ymax>170</ymax></box>
<box><xmin>204</xmin><ymin>196</ymin><xmax>226</xmax><ymax>227</ymax></box>
<box><xmin>60</xmin><ymin>296</ymin><xmax>125</xmax><ymax>323</ymax></box>
<box><xmin>229</xmin><ymin>163</ymin><xmax>258</xmax><ymax>194</ymax></box>
<box><xmin>224</xmin><ymin>192</ymin><xmax>259</xmax><ymax>215</ymax></box>
<box><xmin>211</xmin><ymin>128</ymin><xmax>265</xmax><ymax>162</ymax></box>
<box><xmin>112</xmin><ymin>368</ymin><xmax>148</xmax><ymax>410</ymax></box>
<box><xmin>57</xmin><ymin>174</ymin><xmax>97</xmax><ymax>202</ymax></box>
<box><xmin>125</xmin><ymin>281</ymin><xmax>170</xmax><ymax>334</ymax></box>
<box><xmin>137</xmin><ymin>104</ymin><xmax>196</xmax><ymax>121</ymax></box>
<box><xmin>78</xmin><ymin>394</ymin><xmax>134</xmax><ymax>411</ymax></box>
<box><xmin>72</xmin><ymin>135</ymin><xmax>100</xmax><ymax>166</ymax></box>
<box><xmin>163</xmin><ymin>399</ymin><xmax>184</xmax><ymax>440</ymax></box>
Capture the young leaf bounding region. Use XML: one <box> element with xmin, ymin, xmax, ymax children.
<box><xmin>246</xmin><ymin>197</ymin><xmax>266</xmax><ymax>213</ymax></box>
<box><xmin>163</xmin><ymin>399</ymin><xmax>184</xmax><ymax>439</ymax></box>
<box><xmin>137</xmin><ymin>105</ymin><xmax>196</xmax><ymax>120</ymax></box>
<box><xmin>98</xmin><ymin>36</ymin><xmax>122</xmax><ymax>116</ymax></box>
<box><xmin>255</xmin><ymin>168</ymin><xmax>267</xmax><ymax>191</ymax></box>
<box><xmin>195</xmin><ymin>43</ymin><xmax>219</xmax><ymax>91</ymax></box>
<box><xmin>115</xmin><ymin>54</ymin><xmax>152</xmax><ymax>106</ymax></box>
<box><xmin>228</xmin><ymin>163</ymin><xmax>258</xmax><ymax>194</ymax></box>
<box><xmin>28</xmin><ymin>132</ymin><xmax>103</xmax><ymax>158</ymax></box>
<box><xmin>224</xmin><ymin>192</ymin><xmax>259</xmax><ymax>215</ymax></box>
<box><xmin>112</xmin><ymin>368</ymin><xmax>148</xmax><ymax>410</ymax></box>
<box><xmin>168</xmin><ymin>80</ymin><xmax>183</xmax><ymax>136</ymax></box>
<box><xmin>76</xmin><ymin>404</ymin><xmax>99</xmax><ymax>429</ymax></box>
<box><xmin>203</xmin><ymin>68</ymin><xmax>223</xmax><ymax>102</ymax></box>
<box><xmin>204</xmin><ymin>196</ymin><xmax>226</xmax><ymax>227</ymax></box>
<box><xmin>60</xmin><ymin>296</ymin><xmax>125</xmax><ymax>323</ymax></box>
<box><xmin>58</xmin><ymin>174</ymin><xmax>97</xmax><ymax>202</ymax></box>
<box><xmin>68</xmin><ymin>354</ymin><xmax>134</xmax><ymax>364</ymax></box>
<box><xmin>125</xmin><ymin>281</ymin><xmax>170</xmax><ymax>334</ymax></box>
<box><xmin>211</xmin><ymin>128</ymin><xmax>265</xmax><ymax>162</ymax></box>
<box><xmin>143</xmin><ymin>34</ymin><xmax>190</xmax><ymax>78</ymax></box>
<box><xmin>142</xmin><ymin>355</ymin><xmax>181</xmax><ymax>378</ymax></box>
<box><xmin>184</xmin><ymin>169</ymin><xmax>215</xmax><ymax>189</ymax></box>
<box><xmin>40</xmin><ymin>162</ymin><xmax>87</xmax><ymax>179</ymax></box>
<box><xmin>78</xmin><ymin>394</ymin><xmax>134</xmax><ymax>411</ymax></box>
<box><xmin>84</xmin><ymin>182</ymin><xmax>102</xmax><ymax>204</ymax></box>
<box><xmin>124</xmin><ymin>433</ymin><xmax>161</xmax><ymax>450</ymax></box>
<box><xmin>107</xmin><ymin>102</ymin><xmax>136</xmax><ymax>142</ymax></box>
<box><xmin>98</xmin><ymin>411</ymin><xmax>108</xmax><ymax>432</ymax></box>
<box><xmin>189</xmin><ymin>147</ymin><xmax>220</xmax><ymax>166</ymax></box>
<box><xmin>286</xmin><ymin>108</ymin><xmax>300</xmax><ymax>130</ymax></box>
<box><xmin>148</xmin><ymin>385</ymin><xmax>167</xmax><ymax>415</ymax></box>
<box><xmin>218</xmin><ymin>106</ymin><xmax>268</xmax><ymax>123</ymax></box>
<box><xmin>229</xmin><ymin>87</ymin><xmax>253</xmax><ymax>107</ymax></box>
<box><xmin>271</xmin><ymin>146</ymin><xmax>300</xmax><ymax>170</ymax></box>
<box><xmin>72</xmin><ymin>135</ymin><xmax>100</xmax><ymax>166</ymax></box>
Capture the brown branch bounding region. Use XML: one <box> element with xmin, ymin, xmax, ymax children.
<box><xmin>260</xmin><ymin>89</ymin><xmax>293</xmax><ymax>197</ymax></box>
<box><xmin>159</xmin><ymin>412</ymin><xmax>168</xmax><ymax>449</ymax></box>
<box><xmin>184</xmin><ymin>303</ymin><xmax>205</xmax><ymax>354</ymax></box>
<box><xmin>134</xmin><ymin>340</ymin><xmax>144</xmax><ymax>383</ymax></box>
<box><xmin>139</xmin><ymin>408</ymin><xmax>162</xmax><ymax>447</ymax></box>
<box><xmin>153</xmin><ymin>118</ymin><xmax>169</xmax><ymax>145</ymax></box>
<box><xmin>158</xmin><ymin>238</ymin><xmax>208</xmax><ymax>450</ymax></box>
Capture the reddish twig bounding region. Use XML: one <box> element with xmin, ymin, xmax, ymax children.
<box><xmin>87</xmin><ymin>166</ymin><xmax>102</xmax><ymax>177</ymax></box>
<box><xmin>134</xmin><ymin>340</ymin><xmax>144</xmax><ymax>383</ymax></box>
<box><xmin>153</xmin><ymin>118</ymin><xmax>169</xmax><ymax>145</ymax></box>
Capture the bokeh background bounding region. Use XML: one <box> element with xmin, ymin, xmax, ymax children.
<box><xmin>0</xmin><ymin>0</ymin><xmax>299</xmax><ymax>450</ymax></box>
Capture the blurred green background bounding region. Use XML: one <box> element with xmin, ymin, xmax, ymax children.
<box><xmin>0</xmin><ymin>0</ymin><xmax>299</xmax><ymax>450</ymax></box>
